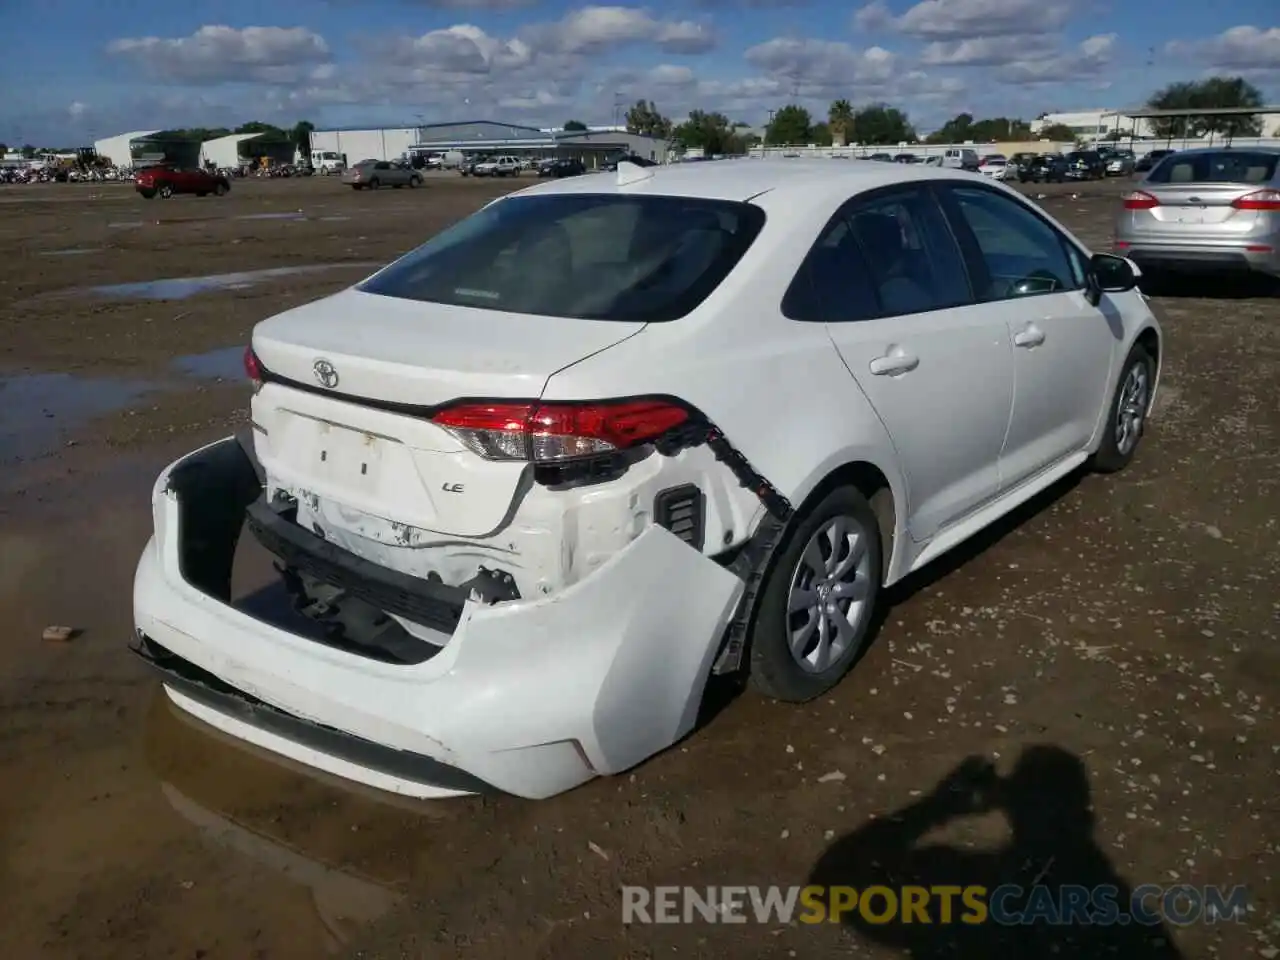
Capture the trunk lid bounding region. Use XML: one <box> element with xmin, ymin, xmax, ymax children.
<box><xmin>250</xmin><ymin>287</ymin><xmax>644</xmax><ymax>538</ymax></box>
<box><xmin>1142</xmin><ymin>183</ymin><xmax>1261</xmax><ymax>227</ymax></box>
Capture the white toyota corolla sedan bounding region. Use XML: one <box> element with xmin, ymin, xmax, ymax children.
<box><xmin>133</xmin><ymin>160</ymin><xmax>1162</xmax><ymax>800</ymax></box>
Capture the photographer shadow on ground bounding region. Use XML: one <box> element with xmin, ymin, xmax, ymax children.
<box><xmin>808</xmin><ymin>745</ymin><xmax>1185</xmax><ymax>960</ymax></box>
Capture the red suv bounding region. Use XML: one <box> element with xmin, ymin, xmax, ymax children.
<box><xmin>135</xmin><ymin>165</ymin><xmax>231</xmax><ymax>200</ymax></box>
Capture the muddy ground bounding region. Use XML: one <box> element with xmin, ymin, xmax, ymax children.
<box><xmin>0</xmin><ymin>174</ymin><xmax>1276</xmax><ymax>960</ymax></box>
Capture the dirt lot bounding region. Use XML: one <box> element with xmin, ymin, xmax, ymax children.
<box><xmin>0</xmin><ymin>173</ymin><xmax>1276</xmax><ymax>960</ymax></box>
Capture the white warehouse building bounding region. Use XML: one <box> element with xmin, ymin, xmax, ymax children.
<box><xmin>1032</xmin><ymin>109</ymin><xmax>1156</xmax><ymax>139</ymax></box>
<box><xmin>93</xmin><ymin>129</ymin><xmax>159</xmax><ymax>167</ymax></box>
<box><xmin>307</xmin><ymin>126</ymin><xmax>419</xmax><ymax>164</ymax></box>
<box><xmin>199</xmin><ymin>132</ymin><xmax>267</xmax><ymax>170</ymax></box>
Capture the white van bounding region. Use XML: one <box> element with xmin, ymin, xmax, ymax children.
<box><xmin>941</xmin><ymin>148</ymin><xmax>980</xmax><ymax>172</ymax></box>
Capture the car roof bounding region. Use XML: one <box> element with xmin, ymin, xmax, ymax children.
<box><xmin>509</xmin><ymin>158</ymin><xmax>999</xmax><ymax>204</ymax></box>
<box><xmin>1148</xmin><ymin>145</ymin><xmax>1280</xmax><ymax>157</ymax></box>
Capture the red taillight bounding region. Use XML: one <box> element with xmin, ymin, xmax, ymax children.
<box><xmin>244</xmin><ymin>346</ymin><xmax>263</xmax><ymax>389</ymax></box>
<box><xmin>431</xmin><ymin>400</ymin><xmax>690</xmax><ymax>462</ymax></box>
<box><xmin>1123</xmin><ymin>190</ymin><xmax>1160</xmax><ymax>210</ymax></box>
<box><xmin>1232</xmin><ymin>189</ymin><xmax>1280</xmax><ymax>211</ymax></box>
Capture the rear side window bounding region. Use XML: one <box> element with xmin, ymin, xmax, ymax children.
<box><xmin>359</xmin><ymin>194</ymin><xmax>766</xmax><ymax>323</ymax></box>
<box><xmin>1148</xmin><ymin>152</ymin><xmax>1278</xmax><ymax>184</ymax></box>
<box><xmin>784</xmin><ymin>186</ymin><xmax>973</xmax><ymax>322</ymax></box>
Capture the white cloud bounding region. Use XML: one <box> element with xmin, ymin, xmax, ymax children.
<box><xmin>1165</xmin><ymin>26</ymin><xmax>1280</xmax><ymax>73</ymax></box>
<box><xmin>522</xmin><ymin>6</ymin><xmax>716</xmax><ymax>55</ymax></box>
<box><xmin>107</xmin><ymin>25</ymin><xmax>331</xmax><ymax>83</ymax></box>
<box><xmin>998</xmin><ymin>33</ymin><xmax>1117</xmax><ymax>84</ymax></box>
<box><xmin>856</xmin><ymin>0</ymin><xmax>1070</xmax><ymax>40</ymax></box>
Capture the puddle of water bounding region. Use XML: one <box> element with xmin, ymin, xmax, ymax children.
<box><xmin>108</xmin><ymin>221</ymin><xmax>144</xmax><ymax>229</ymax></box>
<box><xmin>172</xmin><ymin>346</ymin><xmax>244</xmax><ymax>381</ymax></box>
<box><xmin>41</xmin><ymin>248</ymin><xmax>100</xmax><ymax>256</ymax></box>
<box><xmin>319</xmin><ymin>215</ymin><xmax>351</xmax><ymax>222</ymax></box>
<box><xmin>237</xmin><ymin>212</ymin><xmax>308</xmax><ymax>221</ymax></box>
<box><xmin>90</xmin><ymin>263</ymin><xmax>378</xmax><ymax>301</ymax></box>
<box><xmin>0</xmin><ymin>371</ymin><xmax>158</xmax><ymax>464</ymax></box>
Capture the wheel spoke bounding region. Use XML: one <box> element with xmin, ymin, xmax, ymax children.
<box><xmin>790</xmin><ymin>613</ymin><xmax>818</xmax><ymax>658</ymax></box>
<box><xmin>822</xmin><ymin>517</ymin><xmax>847</xmax><ymax>575</ymax></box>
<box><xmin>830</xmin><ymin>531</ymin><xmax>866</xmax><ymax>580</ymax></box>
<box><xmin>831</xmin><ymin>576</ymin><xmax>867</xmax><ymax>602</ymax></box>
<box><xmin>811</xmin><ymin>614</ymin><xmax>832</xmax><ymax>671</ymax></box>
<box><xmin>831</xmin><ymin>606</ymin><xmax>856</xmax><ymax>657</ymax></box>
<box><xmin>789</xmin><ymin>588</ymin><xmax>818</xmax><ymax>613</ymax></box>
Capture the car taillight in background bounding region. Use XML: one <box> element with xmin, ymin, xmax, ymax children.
<box><xmin>1122</xmin><ymin>191</ymin><xmax>1160</xmax><ymax>210</ymax></box>
<box><xmin>431</xmin><ymin>400</ymin><xmax>690</xmax><ymax>462</ymax></box>
<box><xmin>1232</xmin><ymin>189</ymin><xmax>1280</xmax><ymax>211</ymax></box>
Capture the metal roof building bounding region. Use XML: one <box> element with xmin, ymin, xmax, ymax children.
<box><xmin>308</xmin><ymin>120</ymin><xmax>670</xmax><ymax>165</ymax></box>
<box><xmin>199</xmin><ymin>132</ymin><xmax>265</xmax><ymax>169</ymax></box>
<box><xmin>93</xmin><ymin>129</ymin><xmax>158</xmax><ymax>167</ymax></box>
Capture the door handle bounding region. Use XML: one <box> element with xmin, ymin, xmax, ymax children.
<box><xmin>869</xmin><ymin>349</ymin><xmax>919</xmax><ymax>376</ymax></box>
<box><xmin>1013</xmin><ymin>323</ymin><xmax>1045</xmax><ymax>348</ymax></box>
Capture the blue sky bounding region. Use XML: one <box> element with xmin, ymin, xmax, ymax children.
<box><xmin>1</xmin><ymin>0</ymin><xmax>1277</xmax><ymax>145</ymax></box>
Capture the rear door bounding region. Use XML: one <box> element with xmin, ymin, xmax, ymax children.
<box><xmin>937</xmin><ymin>183</ymin><xmax>1117</xmax><ymax>487</ymax></box>
<box><xmin>795</xmin><ymin>184</ymin><xmax>1013</xmax><ymax>542</ymax></box>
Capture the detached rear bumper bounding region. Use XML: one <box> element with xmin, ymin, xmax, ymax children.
<box><xmin>133</xmin><ymin>436</ymin><xmax>745</xmax><ymax>800</ymax></box>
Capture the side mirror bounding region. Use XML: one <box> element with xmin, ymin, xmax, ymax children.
<box><xmin>1085</xmin><ymin>252</ymin><xmax>1137</xmax><ymax>305</ymax></box>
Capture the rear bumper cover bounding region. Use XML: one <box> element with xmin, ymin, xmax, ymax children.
<box><xmin>1119</xmin><ymin>240</ymin><xmax>1280</xmax><ymax>276</ymax></box>
<box><xmin>133</xmin><ymin>436</ymin><xmax>745</xmax><ymax>799</ymax></box>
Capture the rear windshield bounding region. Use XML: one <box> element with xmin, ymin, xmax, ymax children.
<box><xmin>1147</xmin><ymin>151</ymin><xmax>1278</xmax><ymax>185</ymax></box>
<box><xmin>358</xmin><ymin>194</ymin><xmax>767</xmax><ymax>322</ymax></box>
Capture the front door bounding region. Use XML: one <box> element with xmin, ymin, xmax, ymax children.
<box><xmin>789</xmin><ymin>184</ymin><xmax>1015</xmax><ymax>542</ymax></box>
<box><xmin>937</xmin><ymin>183</ymin><xmax>1118</xmax><ymax>489</ymax></box>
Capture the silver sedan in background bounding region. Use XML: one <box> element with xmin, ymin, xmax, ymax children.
<box><xmin>341</xmin><ymin>160</ymin><xmax>423</xmax><ymax>191</ymax></box>
<box><xmin>1114</xmin><ymin>147</ymin><xmax>1280</xmax><ymax>279</ymax></box>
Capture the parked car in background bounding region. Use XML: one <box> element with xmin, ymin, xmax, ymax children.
<box><xmin>893</xmin><ymin>153</ymin><xmax>919</xmax><ymax>164</ymax></box>
<box><xmin>1105</xmin><ymin>150</ymin><xmax>1136</xmax><ymax>176</ymax></box>
<box><xmin>1135</xmin><ymin>149</ymin><xmax>1175</xmax><ymax>173</ymax></box>
<box><xmin>342</xmin><ymin>160</ymin><xmax>422</xmax><ymax>190</ymax></box>
<box><xmin>1114</xmin><ymin>147</ymin><xmax>1280</xmax><ymax>280</ymax></box>
<box><xmin>1064</xmin><ymin>151</ymin><xmax>1106</xmax><ymax>180</ymax></box>
<box><xmin>133</xmin><ymin>160</ymin><xmax>1162</xmax><ymax>802</ymax></box>
<box><xmin>978</xmin><ymin>157</ymin><xmax>1009</xmax><ymax>180</ymax></box>
<box><xmin>981</xmin><ymin>153</ymin><xmax>1007</xmax><ymax>165</ymax></box>
<box><xmin>1018</xmin><ymin>154</ymin><xmax>1069</xmax><ymax>183</ymax></box>
<box><xmin>473</xmin><ymin>155</ymin><xmax>523</xmax><ymax>177</ymax></box>
<box><xmin>135</xmin><ymin>164</ymin><xmax>230</xmax><ymax>199</ymax></box>
<box><xmin>869</xmin><ymin>153</ymin><xmax>892</xmax><ymax>162</ymax></box>
<box><xmin>1006</xmin><ymin>152</ymin><xmax>1040</xmax><ymax>180</ymax></box>
<box><xmin>941</xmin><ymin>148</ymin><xmax>980</xmax><ymax>172</ymax></box>
<box><xmin>538</xmin><ymin>157</ymin><xmax>586</xmax><ymax>178</ymax></box>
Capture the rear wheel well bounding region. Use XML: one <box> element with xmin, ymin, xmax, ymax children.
<box><xmin>1136</xmin><ymin>327</ymin><xmax>1159</xmax><ymax>371</ymax></box>
<box><xmin>799</xmin><ymin>462</ymin><xmax>896</xmax><ymax>580</ymax></box>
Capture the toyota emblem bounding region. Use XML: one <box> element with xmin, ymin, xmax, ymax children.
<box><xmin>313</xmin><ymin>359</ymin><xmax>339</xmax><ymax>389</ymax></box>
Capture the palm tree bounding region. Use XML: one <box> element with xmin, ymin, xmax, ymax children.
<box><xmin>829</xmin><ymin>99</ymin><xmax>855</xmax><ymax>144</ymax></box>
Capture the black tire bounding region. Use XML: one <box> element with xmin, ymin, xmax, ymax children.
<box><xmin>214</xmin><ymin>182</ymin><xmax>227</xmax><ymax>196</ymax></box>
<box><xmin>409</xmin><ymin>176</ymin><xmax>421</xmax><ymax>188</ymax></box>
<box><xmin>748</xmin><ymin>486</ymin><xmax>883</xmax><ymax>702</ymax></box>
<box><xmin>369</xmin><ymin>178</ymin><xmax>380</xmax><ymax>189</ymax></box>
<box><xmin>138</xmin><ymin>188</ymin><xmax>156</xmax><ymax>200</ymax></box>
<box><xmin>1091</xmin><ymin>343</ymin><xmax>1155</xmax><ymax>474</ymax></box>
<box><xmin>351</xmin><ymin>184</ymin><xmax>363</xmax><ymax>190</ymax></box>
<box><xmin>158</xmin><ymin>183</ymin><xmax>173</xmax><ymax>199</ymax></box>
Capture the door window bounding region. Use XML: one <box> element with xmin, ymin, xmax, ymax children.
<box><xmin>783</xmin><ymin>187</ymin><xmax>973</xmax><ymax>322</ymax></box>
<box><xmin>945</xmin><ymin>186</ymin><xmax>1081</xmax><ymax>301</ymax></box>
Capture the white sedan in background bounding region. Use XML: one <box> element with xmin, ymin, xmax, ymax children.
<box><xmin>979</xmin><ymin>157</ymin><xmax>1009</xmax><ymax>180</ymax></box>
<box><xmin>133</xmin><ymin>160</ymin><xmax>1163</xmax><ymax>800</ymax></box>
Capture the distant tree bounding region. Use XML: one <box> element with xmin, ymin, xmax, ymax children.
<box><xmin>673</xmin><ymin>110</ymin><xmax>745</xmax><ymax>154</ymax></box>
<box><xmin>765</xmin><ymin>104</ymin><xmax>812</xmax><ymax>145</ymax></box>
<box><xmin>928</xmin><ymin>112</ymin><xmax>974</xmax><ymax>143</ymax></box>
<box><xmin>0</xmin><ymin>143</ymin><xmax>7</xmax><ymax>155</ymax></box>
<box><xmin>853</xmin><ymin>104</ymin><xmax>914</xmax><ymax>144</ymax></box>
<box><xmin>563</xmin><ymin>119</ymin><xmax>588</xmax><ymax>131</ymax></box>
<box><xmin>1038</xmin><ymin>123</ymin><xmax>1076</xmax><ymax>142</ymax></box>
<box><xmin>291</xmin><ymin>120</ymin><xmax>315</xmax><ymax>156</ymax></box>
<box><xmin>1145</xmin><ymin>76</ymin><xmax>1264</xmax><ymax>139</ymax></box>
<box><xmin>828</xmin><ymin>99</ymin><xmax>854</xmax><ymax>142</ymax></box>
<box><xmin>810</xmin><ymin>121</ymin><xmax>834</xmax><ymax>147</ymax></box>
<box><xmin>20</xmin><ymin>144</ymin><xmax>36</xmax><ymax>158</ymax></box>
<box><xmin>625</xmin><ymin>100</ymin><xmax>672</xmax><ymax>139</ymax></box>
<box><xmin>235</xmin><ymin>121</ymin><xmax>287</xmax><ymax>136</ymax></box>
